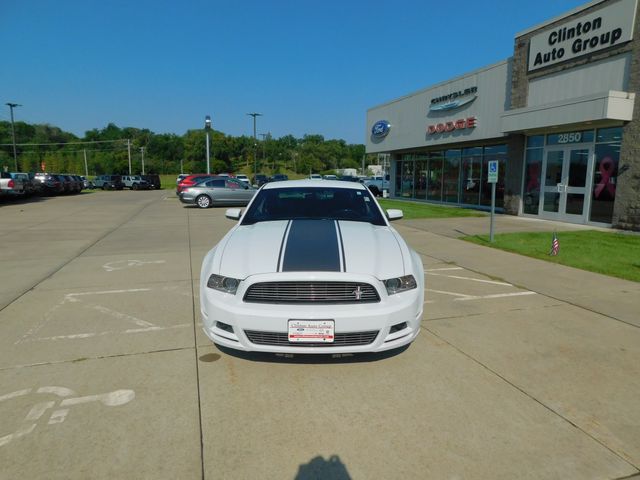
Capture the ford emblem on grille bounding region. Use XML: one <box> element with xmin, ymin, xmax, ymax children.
<box><xmin>371</xmin><ymin>120</ymin><xmax>391</xmax><ymax>138</ymax></box>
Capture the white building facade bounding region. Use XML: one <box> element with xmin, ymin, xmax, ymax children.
<box><xmin>366</xmin><ymin>0</ymin><xmax>639</xmax><ymax>230</ymax></box>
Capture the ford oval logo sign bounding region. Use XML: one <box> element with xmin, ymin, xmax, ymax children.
<box><xmin>371</xmin><ymin>120</ymin><xmax>391</xmax><ymax>138</ymax></box>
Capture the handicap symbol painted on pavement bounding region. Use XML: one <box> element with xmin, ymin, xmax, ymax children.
<box><xmin>0</xmin><ymin>386</ymin><xmax>135</xmax><ymax>447</ymax></box>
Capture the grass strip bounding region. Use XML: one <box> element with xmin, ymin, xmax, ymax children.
<box><xmin>377</xmin><ymin>198</ymin><xmax>486</xmax><ymax>219</ymax></box>
<box><xmin>463</xmin><ymin>230</ymin><xmax>640</xmax><ymax>282</ymax></box>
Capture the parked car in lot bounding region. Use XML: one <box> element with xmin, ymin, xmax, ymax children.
<box><xmin>141</xmin><ymin>174</ymin><xmax>162</xmax><ymax>189</ymax></box>
<box><xmin>176</xmin><ymin>174</ymin><xmax>217</xmax><ymax>195</ymax></box>
<box><xmin>199</xmin><ymin>179</ymin><xmax>424</xmax><ymax>354</ymax></box>
<box><xmin>94</xmin><ymin>174</ymin><xmax>124</xmax><ymax>190</ymax></box>
<box><xmin>10</xmin><ymin>172</ymin><xmax>36</xmax><ymax>196</ymax></box>
<box><xmin>252</xmin><ymin>174</ymin><xmax>269</xmax><ymax>187</ymax></box>
<box><xmin>309</xmin><ymin>174</ymin><xmax>322</xmax><ymax>180</ymax></box>
<box><xmin>122</xmin><ymin>175</ymin><xmax>151</xmax><ymax>190</ymax></box>
<box><xmin>236</xmin><ymin>174</ymin><xmax>250</xmax><ymax>185</ymax></box>
<box><xmin>80</xmin><ymin>175</ymin><xmax>93</xmax><ymax>189</ymax></box>
<box><xmin>176</xmin><ymin>174</ymin><xmax>189</xmax><ymax>185</ymax></box>
<box><xmin>269</xmin><ymin>174</ymin><xmax>289</xmax><ymax>182</ymax></box>
<box><xmin>0</xmin><ymin>171</ymin><xmax>25</xmax><ymax>196</ymax></box>
<box><xmin>363</xmin><ymin>175</ymin><xmax>390</xmax><ymax>197</ymax></box>
<box><xmin>34</xmin><ymin>173</ymin><xmax>63</xmax><ymax>195</ymax></box>
<box><xmin>63</xmin><ymin>174</ymin><xmax>83</xmax><ymax>193</ymax></box>
<box><xmin>179</xmin><ymin>177</ymin><xmax>256</xmax><ymax>208</ymax></box>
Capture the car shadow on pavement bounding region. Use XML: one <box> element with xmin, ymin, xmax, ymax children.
<box><xmin>209</xmin><ymin>344</ymin><xmax>410</xmax><ymax>364</ymax></box>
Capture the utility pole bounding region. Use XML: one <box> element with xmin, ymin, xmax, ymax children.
<box><xmin>127</xmin><ymin>139</ymin><xmax>132</xmax><ymax>174</ymax></box>
<box><xmin>6</xmin><ymin>102</ymin><xmax>21</xmax><ymax>171</ymax></box>
<box><xmin>83</xmin><ymin>149</ymin><xmax>88</xmax><ymax>176</ymax></box>
<box><xmin>259</xmin><ymin>133</ymin><xmax>269</xmax><ymax>168</ymax></box>
<box><xmin>140</xmin><ymin>147</ymin><xmax>145</xmax><ymax>175</ymax></box>
<box><xmin>246</xmin><ymin>113</ymin><xmax>262</xmax><ymax>179</ymax></box>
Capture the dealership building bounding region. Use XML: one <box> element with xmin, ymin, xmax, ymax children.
<box><xmin>366</xmin><ymin>0</ymin><xmax>639</xmax><ymax>230</ymax></box>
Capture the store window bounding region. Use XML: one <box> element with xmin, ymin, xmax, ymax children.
<box><xmin>461</xmin><ymin>147</ymin><xmax>482</xmax><ymax>205</ymax></box>
<box><xmin>443</xmin><ymin>149</ymin><xmax>461</xmax><ymax>203</ymax></box>
<box><xmin>590</xmin><ymin>127</ymin><xmax>622</xmax><ymax>223</ymax></box>
<box><xmin>414</xmin><ymin>156</ymin><xmax>428</xmax><ymax>199</ymax></box>
<box><xmin>400</xmin><ymin>160</ymin><xmax>414</xmax><ymax>197</ymax></box>
<box><xmin>427</xmin><ymin>152</ymin><xmax>443</xmax><ymax>201</ymax></box>
<box><xmin>523</xmin><ymin>136</ymin><xmax>544</xmax><ymax>214</ymax></box>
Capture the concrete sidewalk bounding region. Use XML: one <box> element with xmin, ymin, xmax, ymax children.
<box><xmin>397</xmin><ymin>215</ymin><xmax>640</xmax><ymax>327</ymax></box>
<box><xmin>402</xmin><ymin>212</ymin><xmax>615</xmax><ymax>238</ymax></box>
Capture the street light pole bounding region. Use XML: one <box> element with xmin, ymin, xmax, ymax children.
<box><xmin>6</xmin><ymin>102</ymin><xmax>21</xmax><ymax>171</ymax></box>
<box><xmin>246</xmin><ymin>112</ymin><xmax>262</xmax><ymax>179</ymax></box>
<box><xmin>205</xmin><ymin>115</ymin><xmax>211</xmax><ymax>174</ymax></box>
<box><xmin>127</xmin><ymin>139</ymin><xmax>132</xmax><ymax>174</ymax></box>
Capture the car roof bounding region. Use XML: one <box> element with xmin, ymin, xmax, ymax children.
<box><xmin>262</xmin><ymin>179</ymin><xmax>367</xmax><ymax>190</ymax></box>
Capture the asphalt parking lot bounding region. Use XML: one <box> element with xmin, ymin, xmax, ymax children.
<box><xmin>1</xmin><ymin>190</ymin><xmax>639</xmax><ymax>479</ymax></box>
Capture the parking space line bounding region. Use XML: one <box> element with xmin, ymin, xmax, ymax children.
<box><xmin>454</xmin><ymin>291</ymin><xmax>537</xmax><ymax>301</ymax></box>
<box><xmin>426</xmin><ymin>288</ymin><xmax>477</xmax><ymax>299</ymax></box>
<box><xmin>20</xmin><ymin>323</ymin><xmax>191</xmax><ymax>343</ymax></box>
<box><xmin>426</xmin><ymin>272</ymin><xmax>513</xmax><ymax>286</ymax></box>
<box><xmin>425</xmin><ymin>267</ymin><xmax>464</xmax><ymax>272</ymax></box>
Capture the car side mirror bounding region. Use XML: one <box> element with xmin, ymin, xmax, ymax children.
<box><xmin>226</xmin><ymin>208</ymin><xmax>242</xmax><ymax>220</ymax></box>
<box><xmin>386</xmin><ymin>209</ymin><xmax>403</xmax><ymax>221</ymax></box>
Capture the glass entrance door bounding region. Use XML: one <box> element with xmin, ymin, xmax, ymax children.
<box><xmin>540</xmin><ymin>146</ymin><xmax>591</xmax><ymax>222</ymax></box>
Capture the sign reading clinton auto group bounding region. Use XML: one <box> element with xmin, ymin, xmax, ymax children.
<box><xmin>528</xmin><ymin>0</ymin><xmax>637</xmax><ymax>72</ymax></box>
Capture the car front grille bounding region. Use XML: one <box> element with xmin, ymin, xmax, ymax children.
<box><xmin>243</xmin><ymin>282</ymin><xmax>380</xmax><ymax>304</ymax></box>
<box><xmin>244</xmin><ymin>330</ymin><xmax>379</xmax><ymax>347</ymax></box>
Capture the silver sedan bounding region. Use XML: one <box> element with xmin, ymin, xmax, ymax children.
<box><xmin>179</xmin><ymin>177</ymin><xmax>257</xmax><ymax>208</ymax></box>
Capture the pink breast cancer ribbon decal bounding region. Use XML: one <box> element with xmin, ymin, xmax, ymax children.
<box><xmin>526</xmin><ymin>163</ymin><xmax>540</xmax><ymax>192</ymax></box>
<box><xmin>594</xmin><ymin>156</ymin><xmax>616</xmax><ymax>199</ymax></box>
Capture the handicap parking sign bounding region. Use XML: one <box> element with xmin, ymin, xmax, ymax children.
<box><xmin>488</xmin><ymin>160</ymin><xmax>498</xmax><ymax>183</ymax></box>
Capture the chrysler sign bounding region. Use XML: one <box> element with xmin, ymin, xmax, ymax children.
<box><xmin>430</xmin><ymin>86</ymin><xmax>477</xmax><ymax>111</ymax></box>
<box><xmin>528</xmin><ymin>0</ymin><xmax>636</xmax><ymax>71</ymax></box>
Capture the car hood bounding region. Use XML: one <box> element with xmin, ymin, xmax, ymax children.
<box><xmin>213</xmin><ymin>219</ymin><xmax>408</xmax><ymax>280</ymax></box>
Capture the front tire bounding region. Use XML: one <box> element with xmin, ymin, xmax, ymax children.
<box><xmin>196</xmin><ymin>195</ymin><xmax>212</xmax><ymax>209</ymax></box>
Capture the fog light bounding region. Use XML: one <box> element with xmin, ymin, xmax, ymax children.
<box><xmin>389</xmin><ymin>322</ymin><xmax>407</xmax><ymax>334</ymax></box>
<box><xmin>216</xmin><ymin>321</ymin><xmax>234</xmax><ymax>333</ymax></box>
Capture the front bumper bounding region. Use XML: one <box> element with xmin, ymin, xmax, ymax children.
<box><xmin>200</xmin><ymin>272</ymin><xmax>423</xmax><ymax>354</ymax></box>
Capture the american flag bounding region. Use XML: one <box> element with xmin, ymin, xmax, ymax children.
<box><xmin>549</xmin><ymin>232</ymin><xmax>559</xmax><ymax>256</ymax></box>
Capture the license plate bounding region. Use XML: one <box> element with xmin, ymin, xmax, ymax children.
<box><xmin>288</xmin><ymin>320</ymin><xmax>334</xmax><ymax>343</ymax></box>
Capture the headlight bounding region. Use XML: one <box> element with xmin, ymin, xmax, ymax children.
<box><xmin>384</xmin><ymin>275</ymin><xmax>417</xmax><ymax>295</ymax></box>
<box><xmin>207</xmin><ymin>274</ymin><xmax>241</xmax><ymax>294</ymax></box>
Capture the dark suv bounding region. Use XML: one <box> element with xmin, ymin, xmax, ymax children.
<box><xmin>141</xmin><ymin>174</ymin><xmax>162</xmax><ymax>189</ymax></box>
<box><xmin>94</xmin><ymin>175</ymin><xmax>124</xmax><ymax>190</ymax></box>
<box><xmin>252</xmin><ymin>174</ymin><xmax>269</xmax><ymax>187</ymax></box>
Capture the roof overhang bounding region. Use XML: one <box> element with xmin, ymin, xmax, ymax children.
<box><xmin>501</xmin><ymin>90</ymin><xmax>635</xmax><ymax>133</ymax></box>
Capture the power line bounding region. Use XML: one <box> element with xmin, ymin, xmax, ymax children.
<box><xmin>0</xmin><ymin>139</ymin><xmax>128</xmax><ymax>147</ymax></box>
<box><xmin>15</xmin><ymin>147</ymin><xmax>127</xmax><ymax>154</ymax></box>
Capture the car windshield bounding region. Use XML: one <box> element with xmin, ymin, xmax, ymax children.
<box><xmin>241</xmin><ymin>187</ymin><xmax>386</xmax><ymax>226</ymax></box>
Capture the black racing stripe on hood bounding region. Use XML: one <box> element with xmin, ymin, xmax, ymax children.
<box><xmin>281</xmin><ymin>219</ymin><xmax>341</xmax><ymax>272</ymax></box>
<box><xmin>276</xmin><ymin>220</ymin><xmax>292</xmax><ymax>272</ymax></box>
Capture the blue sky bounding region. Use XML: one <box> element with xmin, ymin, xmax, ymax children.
<box><xmin>1</xmin><ymin>0</ymin><xmax>587</xmax><ymax>144</ymax></box>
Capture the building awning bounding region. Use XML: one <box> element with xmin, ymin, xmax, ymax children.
<box><xmin>501</xmin><ymin>90</ymin><xmax>635</xmax><ymax>133</ymax></box>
